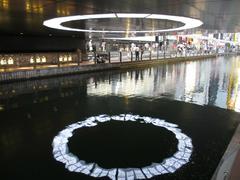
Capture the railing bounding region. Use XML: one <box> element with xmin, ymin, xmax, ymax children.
<box><xmin>0</xmin><ymin>52</ymin><xmax>78</xmax><ymax>72</ymax></box>
<box><xmin>0</xmin><ymin>50</ymin><xmax>239</xmax><ymax>73</ymax></box>
<box><xmin>107</xmin><ymin>50</ymin><xmax>220</xmax><ymax>63</ymax></box>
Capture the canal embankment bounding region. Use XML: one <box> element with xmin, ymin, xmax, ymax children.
<box><xmin>0</xmin><ymin>54</ymin><xmax>216</xmax><ymax>83</ymax></box>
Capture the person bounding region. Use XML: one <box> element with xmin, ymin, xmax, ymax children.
<box><xmin>140</xmin><ymin>46</ymin><xmax>144</xmax><ymax>60</ymax></box>
<box><xmin>88</xmin><ymin>40</ymin><xmax>93</xmax><ymax>52</ymax></box>
<box><xmin>96</xmin><ymin>54</ymin><xmax>105</xmax><ymax>63</ymax></box>
<box><xmin>135</xmin><ymin>46</ymin><xmax>140</xmax><ymax>61</ymax></box>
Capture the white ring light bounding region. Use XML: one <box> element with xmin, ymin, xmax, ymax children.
<box><xmin>52</xmin><ymin>114</ymin><xmax>193</xmax><ymax>179</ymax></box>
<box><xmin>43</xmin><ymin>13</ymin><xmax>203</xmax><ymax>33</ymax></box>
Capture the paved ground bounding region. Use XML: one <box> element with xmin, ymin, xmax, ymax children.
<box><xmin>212</xmin><ymin>124</ymin><xmax>240</xmax><ymax>180</ymax></box>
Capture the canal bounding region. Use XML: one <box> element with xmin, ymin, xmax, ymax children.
<box><xmin>0</xmin><ymin>56</ymin><xmax>240</xmax><ymax>179</ymax></box>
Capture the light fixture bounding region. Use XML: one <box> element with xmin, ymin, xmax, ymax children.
<box><xmin>30</xmin><ymin>57</ymin><xmax>34</xmax><ymax>64</ymax></box>
<box><xmin>8</xmin><ymin>57</ymin><xmax>14</xmax><ymax>65</ymax></box>
<box><xmin>43</xmin><ymin>13</ymin><xmax>203</xmax><ymax>33</ymax></box>
<box><xmin>68</xmin><ymin>55</ymin><xmax>72</xmax><ymax>61</ymax></box>
<box><xmin>36</xmin><ymin>56</ymin><xmax>41</xmax><ymax>63</ymax></box>
<box><xmin>52</xmin><ymin>114</ymin><xmax>193</xmax><ymax>179</ymax></box>
<box><xmin>41</xmin><ymin>56</ymin><xmax>47</xmax><ymax>63</ymax></box>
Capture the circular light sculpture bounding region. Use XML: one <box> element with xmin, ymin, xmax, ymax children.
<box><xmin>52</xmin><ymin>114</ymin><xmax>193</xmax><ymax>179</ymax></box>
<box><xmin>43</xmin><ymin>13</ymin><xmax>203</xmax><ymax>33</ymax></box>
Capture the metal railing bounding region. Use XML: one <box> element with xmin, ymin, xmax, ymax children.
<box><xmin>0</xmin><ymin>50</ymin><xmax>239</xmax><ymax>73</ymax></box>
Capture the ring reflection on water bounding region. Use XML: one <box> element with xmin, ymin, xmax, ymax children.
<box><xmin>52</xmin><ymin>114</ymin><xmax>193</xmax><ymax>179</ymax></box>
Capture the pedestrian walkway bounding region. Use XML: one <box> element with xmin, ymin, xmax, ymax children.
<box><xmin>212</xmin><ymin>124</ymin><xmax>240</xmax><ymax>180</ymax></box>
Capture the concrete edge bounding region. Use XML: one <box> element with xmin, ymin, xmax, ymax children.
<box><xmin>212</xmin><ymin>124</ymin><xmax>240</xmax><ymax>180</ymax></box>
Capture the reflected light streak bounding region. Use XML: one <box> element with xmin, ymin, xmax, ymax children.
<box><xmin>234</xmin><ymin>68</ymin><xmax>240</xmax><ymax>112</ymax></box>
<box><xmin>88</xmin><ymin>71</ymin><xmax>155</xmax><ymax>97</ymax></box>
<box><xmin>52</xmin><ymin>114</ymin><xmax>193</xmax><ymax>179</ymax></box>
<box><xmin>185</xmin><ymin>62</ymin><xmax>197</xmax><ymax>102</ymax></box>
<box><xmin>125</xmin><ymin>18</ymin><xmax>130</xmax><ymax>38</ymax></box>
<box><xmin>227</xmin><ymin>61</ymin><xmax>240</xmax><ymax>112</ymax></box>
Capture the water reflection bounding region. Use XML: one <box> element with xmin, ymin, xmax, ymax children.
<box><xmin>0</xmin><ymin>56</ymin><xmax>240</xmax><ymax>112</ymax></box>
<box><xmin>227</xmin><ymin>60</ymin><xmax>240</xmax><ymax>112</ymax></box>
<box><xmin>0</xmin><ymin>55</ymin><xmax>239</xmax><ymax>179</ymax></box>
<box><xmin>87</xmin><ymin>56</ymin><xmax>240</xmax><ymax>112</ymax></box>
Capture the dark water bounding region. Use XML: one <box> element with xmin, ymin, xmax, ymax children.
<box><xmin>0</xmin><ymin>56</ymin><xmax>240</xmax><ymax>180</ymax></box>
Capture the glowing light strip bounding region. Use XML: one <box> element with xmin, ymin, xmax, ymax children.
<box><xmin>52</xmin><ymin>114</ymin><xmax>193</xmax><ymax>179</ymax></box>
<box><xmin>43</xmin><ymin>13</ymin><xmax>203</xmax><ymax>33</ymax></box>
<box><xmin>117</xmin><ymin>13</ymin><xmax>150</xmax><ymax>18</ymax></box>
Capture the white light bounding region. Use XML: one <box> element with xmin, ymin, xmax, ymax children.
<box><xmin>8</xmin><ymin>57</ymin><xmax>14</xmax><ymax>65</ymax></box>
<box><xmin>41</xmin><ymin>56</ymin><xmax>47</xmax><ymax>63</ymax></box>
<box><xmin>106</xmin><ymin>35</ymin><xmax>176</xmax><ymax>42</ymax></box>
<box><xmin>146</xmin><ymin>14</ymin><xmax>203</xmax><ymax>32</ymax></box>
<box><xmin>107</xmin><ymin>36</ymin><xmax>155</xmax><ymax>42</ymax></box>
<box><xmin>116</xmin><ymin>13</ymin><xmax>150</xmax><ymax>18</ymax></box>
<box><xmin>68</xmin><ymin>55</ymin><xmax>72</xmax><ymax>61</ymax></box>
<box><xmin>44</xmin><ymin>14</ymin><xmax>116</xmax><ymax>33</ymax></box>
<box><xmin>30</xmin><ymin>57</ymin><xmax>34</xmax><ymax>64</ymax></box>
<box><xmin>36</xmin><ymin>57</ymin><xmax>41</xmax><ymax>63</ymax></box>
<box><xmin>43</xmin><ymin>13</ymin><xmax>203</xmax><ymax>33</ymax></box>
<box><xmin>52</xmin><ymin>114</ymin><xmax>193</xmax><ymax>180</ymax></box>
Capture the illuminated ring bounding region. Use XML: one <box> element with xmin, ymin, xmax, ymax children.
<box><xmin>52</xmin><ymin>114</ymin><xmax>193</xmax><ymax>179</ymax></box>
<box><xmin>43</xmin><ymin>13</ymin><xmax>203</xmax><ymax>33</ymax></box>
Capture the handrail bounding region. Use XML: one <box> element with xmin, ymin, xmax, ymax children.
<box><xmin>0</xmin><ymin>50</ymin><xmax>238</xmax><ymax>73</ymax></box>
